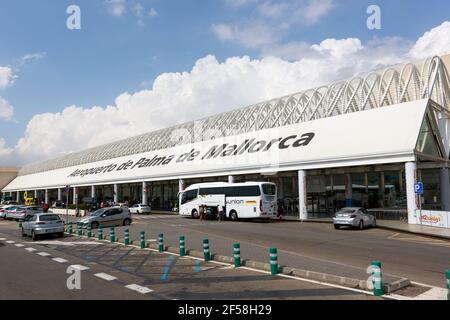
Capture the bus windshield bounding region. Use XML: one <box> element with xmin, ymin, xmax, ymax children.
<box><xmin>262</xmin><ymin>184</ymin><xmax>276</xmax><ymax>195</ymax></box>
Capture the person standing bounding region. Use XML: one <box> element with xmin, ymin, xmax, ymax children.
<box><xmin>277</xmin><ymin>201</ymin><xmax>284</xmax><ymax>220</ymax></box>
<box><xmin>199</xmin><ymin>205</ymin><xmax>205</xmax><ymax>221</ymax></box>
<box><xmin>218</xmin><ymin>204</ymin><xmax>225</xmax><ymax>221</ymax></box>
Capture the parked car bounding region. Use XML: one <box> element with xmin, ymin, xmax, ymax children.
<box><xmin>333</xmin><ymin>207</ymin><xmax>377</xmax><ymax>230</ymax></box>
<box><xmin>129</xmin><ymin>204</ymin><xmax>152</xmax><ymax>214</ymax></box>
<box><xmin>77</xmin><ymin>207</ymin><xmax>132</xmax><ymax>229</ymax></box>
<box><xmin>21</xmin><ymin>213</ymin><xmax>65</xmax><ymax>240</ymax></box>
<box><xmin>0</xmin><ymin>205</ymin><xmax>12</xmax><ymax>219</ymax></box>
<box><xmin>6</xmin><ymin>206</ymin><xmax>44</xmax><ymax>221</ymax></box>
<box><xmin>4</xmin><ymin>206</ymin><xmax>27</xmax><ymax>220</ymax></box>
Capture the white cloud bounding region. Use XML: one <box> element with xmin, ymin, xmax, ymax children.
<box><xmin>148</xmin><ymin>8</ymin><xmax>158</xmax><ymax>17</ymax></box>
<box><xmin>105</xmin><ymin>0</ymin><xmax>127</xmax><ymax>17</ymax></box>
<box><xmin>224</xmin><ymin>0</ymin><xmax>260</xmax><ymax>8</ymax></box>
<box><xmin>0</xmin><ymin>66</ymin><xmax>14</xmax><ymax>89</ymax></box>
<box><xmin>3</xmin><ymin>21</ymin><xmax>450</xmax><ymax>165</ymax></box>
<box><xmin>409</xmin><ymin>21</ymin><xmax>450</xmax><ymax>59</ymax></box>
<box><xmin>297</xmin><ymin>0</ymin><xmax>335</xmax><ymax>24</ymax></box>
<box><xmin>0</xmin><ymin>96</ymin><xmax>14</xmax><ymax>121</ymax></box>
<box><xmin>0</xmin><ymin>137</ymin><xmax>13</xmax><ymax>158</ymax></box>
<box><xmin>211</xmin><ymin>23</ymin><xmax>278</xmax><ymax>48</ymax></box>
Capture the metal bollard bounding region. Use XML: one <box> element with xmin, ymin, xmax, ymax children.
<box><xmin>69</xmin><ymin>222</ymin><xmax>73</xmax><ymax>235</ymax></box>
<box><xmin>371</xmin><ymin>260</ymin><xmax>383</xmax><ymax>296</ymax></box>
<box><xmin>180</xmin><ymin>235</ymin><xmax>185</xmax><ymax>257</ymax></box>
<box><xmin>269</xmin><ymin>247</ymin><xmax>278</xmax><ymax>275</ymax></box>
<box><xmin>87</xmin><ymin>224</ymin><xmax>92</xmax><ymax>238</ymax></box>
<box><xmin>98</xmin><ymin>226</ymin><xmax>103</xmax><ymax>240</ymax></box>
<box><xmin>233</xmin><ymin>243</ymin><xmax>241</xmax><ymax>268</ymax></box>
<box><xmin>140</xmin><ymin>231</ymin><xmax>145</xmax><ymax>249</ymax></box>
<box><xmin>203</xmin><ymin>239</ymin><xmax>210</xmax><ymax>262</ymax></box>
<box><xmin>110</xmin><ymin>227</ymin><xmax>115</xmax><ymax>243</ymax></box>
<box><xmin>446</xmin><ymin>270</ymin><xmax>450</xmax><ymax>300</ymax></box>
<box><xmin>77</xmin><ymin>223</ymin><xmax>82</xmax><ymax>237</ymax></box>
<box><xmin>124</xmin><ymin>228</ymin><xmax>129</xmax><ymax>246</ymax></box>
<box><xmin>158</xmin><ymin>233</ymin><xmax>164</xmax><ymax>252</ymax></box>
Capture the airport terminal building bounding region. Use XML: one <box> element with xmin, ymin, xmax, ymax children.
<box><xmin>3</xmin><ymin>55</ymin><xmax>450</xmax><ymax>228</ymax></box>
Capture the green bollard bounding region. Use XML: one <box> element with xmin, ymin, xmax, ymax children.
<box><xmin>98</xmin><ymin>226</ymin><xmax>103</xmax><ymax>240</ymax></box>
<box><xmin>234</xmin><ymin>243</ymin><xmax>241</xmax><ymax>268</ymax></box>
<box><xmin>140</xmin><ymin>231</ymin><xmax>145</xmax><ymax>249</ymax></box>
<box><xmin>269</xmin><ymin>247</ymin><xmax>278</xmax><ymax>275</ymax></box>
<box><xmin>446</xmin><ymin>270</ymin><xmax>450</xmax><ymax>300</ymax></box>
<box><xmin>124</xmin><ymin>228</ymin><xmax>129</xmax><ymax>246</ymax></box>
<box><xmin>158</xmin><ymin>234</ymin><xmax>164</xmax><ymax>252</ymax></box>
<box><xmin>371</xmin><ymin>260</ymin><xmax>383</xmax><ymax>296</ymax></box>
<box><xmin>110</xmin><ymin>227</ymin><xmax>115</xmax><ymax>243</ymax></box>
<box><xmin>87</xmin><ymin>224</ymin><xmax>92</xmax><ymax>238</ymax></box>
<box><xmin>77</xmin><ymin>223</ymin><xmax>82</xmax><ymax>237</ymax></box>
<box><xmin>180</xmin><ymin>235</ymin><xmax>185</xmax><ymax>257</ymax></box>
<box><xmin>203</xmin><ymin>239</ymin><xmax>210</xmax><ymax>262</ymax></box>
<box><xmin>68</xmin><ymin>222</ymin><xmax>73</xmax><ymax>235</ymax></box>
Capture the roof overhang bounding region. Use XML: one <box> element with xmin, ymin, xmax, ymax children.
<box><xmin>3</xmin><ymin>99</ymin><xmax>433</xmax><ymax>191</ymax></box>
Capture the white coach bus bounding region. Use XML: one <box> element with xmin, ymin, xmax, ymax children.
<box><xmin>179</xmin><ymin>182</ymin><xmax>277</xmax><ymax>221</ymax></box>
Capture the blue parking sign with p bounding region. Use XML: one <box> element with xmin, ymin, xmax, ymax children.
<box><xmin>414</xmin><ymin>182</ymin><xmax>423</xmax><ymax>195</ymax></box>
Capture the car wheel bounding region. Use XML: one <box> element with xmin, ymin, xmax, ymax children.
<box><xmin>137</xmin><ymin>210</ymin><xmax>140</xmax><ymax>214</ymax></box>
<box><xmin>57</xmin><ymin>232</ymin><xmax>64</xmax><ymax>238</ymax></box>
<box><xmin>334</xmin><ymin>225</ymin><xmax>340</xmax><ymax>230</ymax></box>
<box><xmin>91</xmin><ymin>221</ymin><xmax>99</xmax><ymax>229</ymax></box>
<box><xmin>32</xmin><ymin>230</ymin><xmax>38</xmax><ymax>241</ymax></box>
<box><xmin>358</xmin><ymin>220</ymin><xmax>364</xmax><ymax>230</ymax></box>
<box><xmin>123</xmin><ymin>219</ymin><xmax>131</xmax><ymax>226</ymax></box>
<box><xmin>192</xmin><ymin>209</ymin><xmax>199</xmax><ymax>219</ymax></box>
<box><xmin>229</xmin><ymin>211</ymin><xmax>238</xmax><ymax>222</ymax></box>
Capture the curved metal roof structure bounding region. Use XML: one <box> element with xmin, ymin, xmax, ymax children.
<box><xmin>18</xmin><ymin>56</ymin><xmax>450</xmax><ymax>177</ymax></box>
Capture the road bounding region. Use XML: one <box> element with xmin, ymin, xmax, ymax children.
<box><xmin>0</xmin><ymin>219</ymin><xmax>378</xmax><ymax>300</ymax></box>
<box><xmin>124</xmin><ymin>214</ymin><xmax>449</xmax><ymax>287</ymax></box>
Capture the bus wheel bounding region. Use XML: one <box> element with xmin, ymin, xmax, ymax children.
<box><xmin>192</xmin><ymin>209</ymin><xmax>199</xmax><ymax>219</ymax></box>
<box><xmin>229</xmin><ymin>211</ymin><xmax>238</xmax><ymax>222</ymax></box>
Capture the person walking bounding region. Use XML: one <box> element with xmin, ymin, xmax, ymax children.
<box><xmin>277</xmin><ymin>201</ymin><xmax>284</xmax><ymax>220</ymax></box>
<box><xmin>218</xmin><ymin>204</ymin><xmax>225</xmax><ymax>221</ymax></box>
<box><xmin>199</xmin><ymin>205</ymin><xmax>205</xmax><ymax>221</ymax></box>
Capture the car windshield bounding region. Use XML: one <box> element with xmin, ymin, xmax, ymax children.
<box><xmin>338</xmin><ymin>208</ymin><xmax>357</xmax><ymax>214</ymax></box>
<box><xmin>89</xmin><ymin>209</ymin><xmax>106</xmax><ymax>216</ymax></box>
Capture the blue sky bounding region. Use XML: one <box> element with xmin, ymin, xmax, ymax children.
<box><xmin>1</xmin><ymin>0</ymin><xmax>450</xmax><ymax>165</ymax></box>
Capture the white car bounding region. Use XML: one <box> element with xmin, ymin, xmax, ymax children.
<box><xmin>6</xmin><ymin>206</ymin><xmax>44</xmax><ymax>221</ymax></box>
<box><xmin>129</xmin><ymin>204</ymin><xmax>152</xmax><ymax>214</ymax></box>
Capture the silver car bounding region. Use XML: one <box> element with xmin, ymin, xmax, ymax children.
<box><xmin>77</xmin><ymin>207</ymin><xmax>132</xmax><ymax>229</ymax></box>
<box><xmin>6</xmin><ymin>206</ymin><xmax>44</xmax><ymax>221</ymax></box>
<box><xmin>333</xmin><ymin>207</ymin><xmax>377</xmax><ymax>230</ymax></box>
<box><xmin>22</xmin><ymin>213</ymin><xmax>65</xmax><ymax>240</ymax></box>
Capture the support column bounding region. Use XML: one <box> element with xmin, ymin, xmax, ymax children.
<box><xmin>345</xmin><ymin>174</ymin><xmax>353</xmax><ymax>207</ymax></box>
<box><xmin>179</xmin><ymin>179</ymin><xmax>185</xmax><ymax>193</ymax></box>
<box><xmin>16</xmin><ymin>191</ymin><xmax>20</xmax><ymax>203</ymax></box>
<box><xmin>91</xmin><ymin>185</ymin><xmax>96</xmax><ymax>199</ymax></box>
<box><xmin>73</xmin><ymin>187</ymin><xmax>78</xmax><ymax>205</ymax></box>
<box><xmin>228</xmin><ymin>175</ymin><xmax>235</xmax><ymax>184</ymax></box>
<box><xmin>405</xmin><ymin>162</ymin><xmax>419</xmax><ymax>225</ymax></box>
<box><xmin>34</xmin><ymin>190</ymin><xmax>38</xmax><ymax>200</ymax></box>
<box><xmin>142</xmin><ymin>181</ymin><xmax>148</xmax><ymax>205</ymax></box>
<box><xmin>440</xmin><ymin>167</ymin><xmax>450</xmax><ymax>211</ymax></box>
<box><xmin>114</xmin><ymin>184</ymin><xmax>119</xmax><ymax>203</ymax></box>
<box><xmin>57</xmin><ymin>188</ymin><xmax>62</xmax><ymax>201</ymax></box>
<box><xmin>298</xmin><ymin>170</ymin><xmax>307</xmax><ymax>221</ymax></box>
<box><xmin>44</xmin><ymin>189</ymin><xmax>49</xmax><ymax>204</ymax></box>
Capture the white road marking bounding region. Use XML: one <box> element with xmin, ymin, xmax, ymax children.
<box><xmin>125</xmin><ymin>284</ymin><xmax>153</xmax><ymax>294</ymax></box>
<box><xmin>69</xmin><ymin>264</ymin><xmax>90</xmax><ymax>271</ymax></box>
<box><xmin>94</xmin><ymin>273</ymin><xmax>117</xmax><ymax>281</ymax></box>
<box><xmin>25</xmin><ymin>247</ymin><xmax>37</xmax><ymax>252</ymax></box>
<box><xmin>37</xmin><ymin>252</ymin><xmax>51</xmax><ymax>257</ymax></box>
<box><xmin>414</xmin><ymin>287</ymin><xmax>447</xmax><ymax>300</ymax></box>
<box><xmin>0</xmin><ymin>238</ymin><xmax>7</xmax><ymax>241</ymax></box>
<box><xmin>33</xmin><ymin>241</ymin><xmax>99</xmax><ymax>246</ymax></box>
<box><xmin>6</xmin><ymin>240</ymin><xmax>15</xmax><ymax>244</ymax></box>
<box><xmin>52</xmin><ymin>258</ymin><xmax>68</xmax><ymax>263</ymax></box>
<box><xmin>14</xmin><ymin>244</ymin><xmax>25</xmax><ymax>247</ymax></box>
